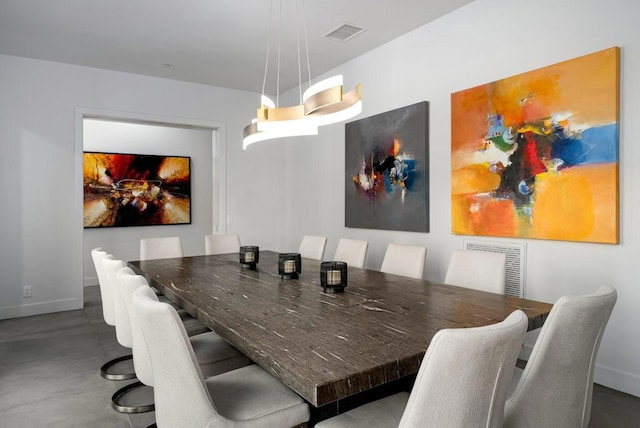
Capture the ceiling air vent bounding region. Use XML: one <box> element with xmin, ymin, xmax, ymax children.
<box><xmin>324</xmin><ymin>24</ymin><xmax>365</xmax><ymax>42</ymax></box>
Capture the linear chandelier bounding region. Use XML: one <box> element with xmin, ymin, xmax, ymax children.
<box><xmin>243</xmin><ymin>0</ymin><xmax>362</xmax><ymax>149</ymax></box>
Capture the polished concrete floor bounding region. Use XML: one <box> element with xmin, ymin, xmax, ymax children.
<box><xmin>0</xmin><ymin>285</ymin><xmax>639</xmax><ymax>427</ymax></box>
<box><xmin>0</xmin><ymin>286</ymin><xmax>154</xmax><ymax>427</ymax></box>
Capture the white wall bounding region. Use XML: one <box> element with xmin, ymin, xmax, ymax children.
<box><xmin>82</xmin><ymin>119</ymin><xmax>214</xmax><ymax>285</ymax></box>
<box><xmin>281</xmin><ymin>0</ymin><xmax>640</xmax><ymax>396</ymax></box>
<box><xmin>0</xmin><ymin>54</ymin><xmax>287</xmax><ymax>319</ymax></box>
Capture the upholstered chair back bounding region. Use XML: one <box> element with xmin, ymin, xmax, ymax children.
<box><xmin>380</xmin><ymin>243</ymin><xmax>427</xmax><ymax>280</ymax></box>
<box><xmin>205</xmin><ymin>234</ymin><xmax>241</xmax><ymax>255</ymax></box>
<box><xmin>140</xmin><ymin>236</ymin><xmax>184</xmax><ymax>260</ymax></box>
<box><xmin>299</xmin><ymin>235</ymin><xmax>327</xmax><ymax>261</ymax></box>
<box><xmin>445</xmin><ymin>249</ymin><xmax>507</xmax><ymax>294</ymax></box>
<box><xmin>333</xmin><ymin>238</ymin><xmax>369</xmax><ymax>268</ymax></box>
<box><xmin>504</xmin><ymin>286</ymin><xmax>617</xmax><ymax>428</ymax></box>
<box><xmin>399</xmin><ymin>310</ymin><xmax>528</xmax><ymax>428</ymax></box>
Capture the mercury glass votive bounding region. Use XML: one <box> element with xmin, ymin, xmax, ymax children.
<box><xmin>278</xmin><ymin>253</ymin><xmax>302</xmax><ymax>279</ymax></box>
<box><xmin>239</xmin><ymin>246</ymin><xmax>259</xmax><ymax>269</ymax></box>
<box><xmin>320</xmin><ymin>261</ymin><xmax>348</xmax><ymax>293</ymax></box>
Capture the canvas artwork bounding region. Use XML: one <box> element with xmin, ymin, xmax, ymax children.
<box><xmin>83</xmin><ymin>152</ymin><xmax>191</xmax><ymax>228</ymax></box>
<box><xmin>345</xmin><ymin>101</ymin><xmax>429</xmax><ymax>233</ymax></box>
<box><xmin>451</xmin><ymin>47</ymin><xmax>619</xmax><ymax>244</ymax></box>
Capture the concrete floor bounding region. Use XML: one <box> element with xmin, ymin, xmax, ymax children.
<box><xmin>0</xmin><ymin>286</ymin><xmax>154</xmax><ymax>428</ymax></box>
<box><xmin>0</xmin><ymin>285</ymin><xmax>638</xmax><ymax>427</ymax></box>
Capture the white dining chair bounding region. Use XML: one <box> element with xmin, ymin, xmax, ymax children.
<box><xmin>205</xmin><ymin>233</ymin><xmax>241</xmax><ymax>255</ymax></box>
<box><xmin>102</xmin><ymin>255</ymin><xmax>153</xmax><ymax>413</ymax></box>
<box><xmin>316</xmin><ymin>310</ymin><xmax>528</xmax><ymax>428</ymax></box>
<box><xmin>299</xmin><ymin>235</ymin><xmax>327</xmax><ymax>260</ymax></box>
<box><xmin>504</xmin><ymin>286</ymin><xmax>617</xmax><ymax>428</ymax></box>
<box><xmin>90</xmin><ymin>248</ymin><xmax>135</xmax><ymax>381</ymax></box>
<box><xmin>140</xmin><ymin>236</ymin><xmax>183</xmax><ymax>260</ymax></box>
<box><xmin>139</xmin><ymin>236</ymin><xmax>211</xmax><ymax>334</ymax></box>
<box><xmin>444</xmin><ymin>249</ymin><xmax>507</xmax><ymax>294</ymax></box>
<box><xmin>115</xmin><ymin>267</ymin><xmax>251</xmax><ymax>420</ymax></box>
<box><xmin>106</xmin><ymin>258</ymin><xmax>252</xmax><ymax>414</ymax></box>
<box><xmin>333</xmin><ymin>238</ymin><xmax>368</xmax><ymax>268</ymax></box>
<box><xmin>380</xmin><ymin>243</ymin><xmax>427</xmax><ymax>279</ymax></box>
<box><xmin>132</xmin><ymin>286</ymin><xmax>310</xmax><ymax>428</ymax></box>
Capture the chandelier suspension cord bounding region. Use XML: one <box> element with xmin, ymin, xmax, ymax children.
<box><xmin>260</xmin><ymin>0</ymin><xmax>275</xmax><ymax>102</ymax></box>
<box><xmin>296</xmin><ymin>0</ymin><xmax>303</xmax><ymax>104</ymax></box>
<box><xmin>301</xmin><ymin>0</ymin><xmax>312</xmax><ymax>91</ymax></box>
<box><xmin>276</xmin><ymin>0</ymin><xmax>282</xmax><ymax>107</ymax></box>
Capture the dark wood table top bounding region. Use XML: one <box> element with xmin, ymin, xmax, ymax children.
<box><xmin>129</xmin><ymin>251</ymin><xmax>552</xmax><ymax>407</ymax></box>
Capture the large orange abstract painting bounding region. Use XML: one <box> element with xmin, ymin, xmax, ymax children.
<box><xmin>451</xmin><ymin>47</ymin><xmax>619</xmax><ymax>244</ymax></box>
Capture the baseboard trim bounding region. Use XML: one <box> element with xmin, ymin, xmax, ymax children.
<box><xmin>84</xmin><ymin>276</ymin><xmax>98</xmax><ymax>287</ymax></box>
<box><xmin>594</xmin><ymin>363</ymin><xmax>640</xmax><ymax>398</ymax></box>
<box><xmin>0</xmin><ymin>297</ymin><xmax>81</xmax><ymax>320</ymax></box>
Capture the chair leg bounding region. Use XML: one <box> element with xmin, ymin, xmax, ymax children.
<box><xmin>100</xmin><ymin>354</ymin><xmax>136</xmax><ymax>380</ymax></box>
<box><xmin>111</xmin><ymin>380</ymin><xmax>155</xmax><ymax>414</ymax></box>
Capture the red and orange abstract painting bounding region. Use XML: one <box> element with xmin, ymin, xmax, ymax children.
<box><xmin>83</xmin><ymin>152</ymin><xmax>191</xmax><ymax>228</ymax></box>
<box><xmin>451</xmin><ymin>47</ymin><xmax>619</xmax><ymax>244</ymax></box>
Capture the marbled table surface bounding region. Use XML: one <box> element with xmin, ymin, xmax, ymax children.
<box><xmin>129</xmin><ymin>251</ymin><xmax>552</xmax><ymax>407</ymax></box>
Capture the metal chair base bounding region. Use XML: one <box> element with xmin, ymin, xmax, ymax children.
<box><xmin>111</xmin><ymin>380</ymin><xmax>155</xmax><ymax>414</ymax></box>
<box><xmin>100</xmin><ymin>354</ymin><xmax>136</xmax><ymax>381</ymax></box>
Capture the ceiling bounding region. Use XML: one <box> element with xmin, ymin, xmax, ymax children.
<box><xmin>0</xmin><ymin>0</ymin><xmax>473</xmax><ymax>94</ymax></box>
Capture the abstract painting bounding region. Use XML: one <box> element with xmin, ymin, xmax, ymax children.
<box><xmin>451</xmin><ymin>47</ymin><xmax>619</xmax><ymax>244</ymax></box>
<box><xmin>83</xmin><ymin>152</ymin><xmax>191</xmax><ymax>228</ymax></box>
<box><xmin>345</xmin><ymin>101</ymin><xmax>429</xmax><ymax>232</ymax></box>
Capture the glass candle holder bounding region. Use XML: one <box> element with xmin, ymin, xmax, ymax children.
<box><xmin>239</xmin><ymin>246</ymin><xmax>259</xmax><ymax>269</ymax></box>
<box><xmin>320</xmin><ymin>261</ymin><xmax>348</xmax><ymax>293</ymax></box>
<box><xmin>278</xmin><ymin>253</ymin><xmax>302</xmax><ymax>279</ymax></box>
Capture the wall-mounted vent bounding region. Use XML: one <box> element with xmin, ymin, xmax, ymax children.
<box><xmin>463</xmin><ymin>239</ymin><xmax>526</xmax><ymax>298</ymax></box>
<box><xmin>323</xmin><ymin>24</ymin><xmax>365</xmax><ymax>42</ymax></box>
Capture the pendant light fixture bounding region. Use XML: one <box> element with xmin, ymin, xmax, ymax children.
<box><xmin>243</xmin><ymin>0</ymin><xmax>363</xmax><ymax>149</ymax></box>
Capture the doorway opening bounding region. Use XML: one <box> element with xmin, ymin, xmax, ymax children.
<box><xmin>76</xmin><ymin>109</ymin><xmax>226</xmax><ymax>287</ymax></box>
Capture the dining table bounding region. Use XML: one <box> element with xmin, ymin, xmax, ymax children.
<box><xmin>128</xmin><ymin>250</ymin><xmax>552</xmax><ymax>420</ymax></box>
